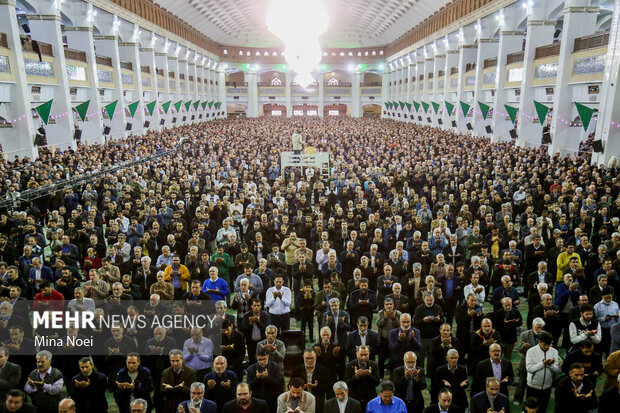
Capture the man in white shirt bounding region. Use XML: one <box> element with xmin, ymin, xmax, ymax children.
<box><xmin>265</xmin><ymin>274</ymin><xmax>292</xmax><ymax>333</ymax></box>
<box><xmin>463</xmin><ymin>272</ymin><xmax>485</xmax><ymax>306</ymax></box>
<box><xmin>525</xmin><ymin>331</ymin><xmax>561</xmax><ymax>413</ymax></box>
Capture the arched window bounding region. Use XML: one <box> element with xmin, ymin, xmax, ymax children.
<box><xmin>271</xmin><ymin>77</ymin><xmax>282</xmax><ymax>85</ymax></box>
<box><xmin>327</xmin><ymin>77</ymin><xmax>339</xmax><ymax>86</ymax></box>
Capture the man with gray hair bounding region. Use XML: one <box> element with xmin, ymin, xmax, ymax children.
<box><xmin>514</xmin><ymin>317</ymin><xmax>546</xmax><ymax>404</ymax></box>
<box><xmin>160</xmin><ymin>348</ymin><xmax>196</xmax><ymax>412</ymax></box>
<box><xmin>391</xmin><ymin>351</ymin><xmax>426</xmax><ymax>413</ymax></box>
<box><xmin>324</xmin><ymin>381</ymin><xmax>361</xmax><ymax>413</ymax></box>
<box><xmin>129</xmin><ymin>399</ymin><xmax>148</xmax><ymax>413</ymax></box>
<box><xmin>470</xmin><ymin>377</ymin><xmax>510</xmax><ymax>413</ymax></box>
<box><xmin>178</xmin><ymin>382</ymin><xmax>217</xmax><ymax>413</ymax></box>
<box><xmin>24</xmin><ymin>350</ymin><xmax>63</xmax><ymax>413</ymax></box>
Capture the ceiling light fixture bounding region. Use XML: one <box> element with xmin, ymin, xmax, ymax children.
<box><xmin>267</xmin><ymin>0</ymin><xmax>328</xmax><ymax>88</ymax></box>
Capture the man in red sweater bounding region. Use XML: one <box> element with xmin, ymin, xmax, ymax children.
<box><xmin>33</xmin><ymin>280</ymin><xmax>65</xmax><ymax>312</ymax></box>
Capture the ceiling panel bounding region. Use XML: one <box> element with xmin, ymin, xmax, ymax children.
<box><xmin>154</xmin><ymin>0</ymin><xmax>449</xmax><ymax>48</ymax></box>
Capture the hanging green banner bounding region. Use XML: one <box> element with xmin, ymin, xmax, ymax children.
<box><xmin>146</xmin><ymin>101</ymin><xmax>157</xmax><ymax>116</ymax></box>
<box><xmin>533</xmin><ymin>101</ymin><xmax>550</xmax><ymax>125</ymax></box>
<box><xmin>162</xmin><ymin>101</ymin><xmax>171</xmax><ymax>114</ymax></box>
<box><xmin>201</xmin><ymin>101</ymin><xmax>208</xmax><ymax>110</ymax></box>
<box><xmin>387</xmin><ymin>102</ymin><xmax>392</xmax><ymax>110</ymax></box>
<box><xmin>504</xmin><ymin>104</ymin><xmax>518</xmax><ymax>124</ymax></box>
<box><xmin>412</xmin><ymin>101</ymin><xmax>420</xmax><ymax>112</ymax></box>
<box><xmin>214</xmin><ymin>102</ymin><xmax>222</xmax><ymax>109</ymax></box>
<box><xmin>104</xmin><ymin>100</ymin><xmax>118</xmax><ymax>121</ymax></box>
<box><xmin>421</xmin><ymin>101</ymin><xmax>430</xmax><ymax>113</ymax></box>
<box><xmin>431</xmin><ymin>101</ymin><xmax>440</xmax><ymax>115</ymax></box>
<box><xmin>460</xmin><ymin>101</ymin><xmax>471</xmax><ymax>117</ymax></box>
<box><xmin>208</xmin><ymin>101</ymin><xmax>214</xmax><ymax>109</ymax></box>
<box><xmin>478</xmin><ymin>101</ymin><xmax>491</xmax><ymax>120</ymax></box>
<box><xmin>174</xmin><ymin>101</ymin><xmax>183</xmax><ymax>113</ymax></box>
<box><xmin>405</xmin><ymin>102</ymin><xmax>412</xmax><ymax>111</ymax></box>
<box><xmin>445</xmin><ymin>101</ymin><xmax>454</xmax><ymax>117</ymax></box>
<box><xmin>399</xmin><ymin>101</ymin><xmax>405</xmax><ymax>110</ymax></box>
<box><xmin>384</xmin><ymin>102</ymin><xmax>389</xmax><ymax>109</ymax></box>
<box><xmin>193</xmin><ymin>101</ymin><xmax>200</xmax><ymax>111</ymax></box>
<box><xmin>184</xmin><ymin>101</ymin><xmax>191</xmax><ymax>112</ymax></box>
<box><xmin>574</xmin><ymin>102</ymin><xmax>594</xmax><ymax>131</ymax></box>
<box><xmin>128</xmin><ymin>101</ymin><xmax>140</xmax><ymax>118</ymax></box>
<box><xmin>35</xmin><ymin>99</ymin><xmax>54</xmax><ymax>125</ymax></box>
<box><xmin>74</xmin><ymin>100</ymin><xmax>90</xmax><ymax>122</ymax></box>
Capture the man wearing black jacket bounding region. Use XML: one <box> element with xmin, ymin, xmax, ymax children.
<box><xmin>68</xmin><ymin>357</ymin><xmax>108</xmax><ymax>413</ymax></box>
<box><xmin>241</xmin><ymin>299</ymin><xmax>271</xmax><ymax>364</ymax></box>
<box><xmin>392</xmin><ymin>351</ymin><xmax>427</xmax><ymax>413</ymax></box>
<box><xmin>431</xmin><ymin>350</ymin><xmax>468</xmax><ymax>410</ymax></box>
<box><xmin>413</xmin><ymin>292</ymin><xmax>444</xmax><ymax>374</ymax></box>
<box><xmin>554</xmin><ymin>362</ymin><xmax>598</xmax><ymax>413</ymax></box>
<box><xmin>245</xmin><ymin>347</ymin><xmax>284</xmax><ymax>412</ymax></box>
<box><xmin>344</xmin><ymin>345</ymin><xmax>380</xmax><ymax>412</ymax></box>
<box><xmin>471</xmin><ymin>343</ymin><xmax>513</xmax><ymax>397</ymax></box>
<box><xmin>291</xmin><ymin>348</ymin><xmax>331</xmax><ymax>413</ymax></box>
<box><xmin>324</xmin><ymin>381</ymin><xmax>361</xmax><ymax>413</ymax></box>
<box><xmin>222</xmin><ymin>383</ymin><xmax>268</xmax><ymax>413</ymax></box>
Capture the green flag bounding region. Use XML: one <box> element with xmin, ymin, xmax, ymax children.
<box><xmin>399</xmin><ymin>101</ymin><xmax>405</xmax><ymax>110</ymax></box>
<box><xmin>201</xmin><ymin>101</ymin><xmax>208</xmax><ymax>110</ymax></box>
<box><xmin>478</xmin><ymin>101</ymin><xmax>491</xmax><ymax>120</ymax></box>
<box><xmin>74</xmin><ymin>100</ymin><xmax>90</xmax><ymax>122</ymax></box>
<box><xmin>432</xmin><ymin>101</ymin><xmax>440</xmax><ymax>115</ymax></box>
<box><xmin>208</xmin><ymin>101</ymin><xmax>214</xmax><ymax>110</ymax></box>
<box><xmin>412</xmin><ymin>101</ymin><xmax>420</xmax><ymax>112</ymax></box>
<box><xmin>405</xmin><ymin>103</ymin><xmax>412</xmax><ymax>111</ymax></box>
<box><xmin>384</xmin><ymin>102</ymin><xmax>389</xmax><ymax>109</ymax></box>
<box><xmin>193</xmin><ymin>101</ymin><xmax>200</xmax><ymax>111</ymax></box>
<box><xmin>445</xmin><ymin>101</ymin><xmax>454</xmax><ymax>117</ymax></box>
<box><xmin>184</xmin><ymin>101</ymin><xmax>191</xmax><ymax>112</ymax></box>
<box><xmin>504</xmin><ymin>104</ymin><xmax>518</xmax><ymax>124</ymax></box>
<box><xmin>574</xmin><ymin>102</ymin><xmax>594</xmax><ymax>131</ymax></box>
<box><xmin>35</xmin><ymin>99</ymin><xmax>54</xmax><ymax>125</ymax></box>
<box><xmin>162</xmin><ymin>101</ymin><xmax>171</xmax><ymax>114</ymax></box>
<box><xmin>146</xmin><ymin>101</ymin><xmax>157</xmax><ymax>116</ymax></box>
<box><xmin>214</xmin><ymin>102</ymin><xmax>222</xmax><ymax>109</ymax></box>
<box><xmin>460</xmin><ymin>101</ymin><xmax>471</xmax><ymax>116</ymax></box>
<box><xmin>534</xmin><ymin>101</ymin><xmax>550</xmax><ymax>125</ymax></box>
<box><xmin>104</xmin><ymin>100</ymin><xmax>118</xmax><ymax>121</ymax></box>
<box><xmin>128</xmin><ymin>101</ymin><xmax>140</xmax><ymax>118</ymax></box>
<box><xmin>421</xmin><ymin>101</ymin><xmax>429</xmax><ymax>113</ymax></box>
<box><xmin>174</xmin><ymin>101</ymin><xmax>182</xmax><ymax>113</ymax></box>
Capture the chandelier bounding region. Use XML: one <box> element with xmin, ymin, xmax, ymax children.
<box><xmin>267</xmin><ymin>0</ymin><xmax>328</xmax><ymax>88</ymax></box>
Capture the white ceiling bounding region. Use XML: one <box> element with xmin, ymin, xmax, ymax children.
<box><xmin>153</xmin><ymin>0</ymin><xmax>449</xmax><ymax>48</ymax></box>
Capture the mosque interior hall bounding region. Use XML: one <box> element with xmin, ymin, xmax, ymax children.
<box><xmin>0</xmin><ymin>1</ymin><xmax>620</xmax><ymax>413</ymax></box>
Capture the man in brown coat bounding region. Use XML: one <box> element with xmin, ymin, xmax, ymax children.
<box><xmin>160</xmin><ymin>349</ymin><xmax>196</xmax><ymax>413</ymax></box>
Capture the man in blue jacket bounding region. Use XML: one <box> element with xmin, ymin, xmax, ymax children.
<box><xmin>114</xmin><ymin>353</ymin><xmax>153</xmax><ymax>413</ymax></box>
<box><xmin>178</xmin><ymin>382</ymin><xmax>217</xmax><ymax>413</ymax></box>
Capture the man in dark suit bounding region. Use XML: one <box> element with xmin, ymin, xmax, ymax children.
<box><xmin>526</xmin><ymin>261</ymin><xmax>554</xmax><ymax>296</ymax></box>
<box><xmin>471</xmin><ymin>343</ymin><xmax>513</xmax><ymax>397</ymax></box>
<box><xmin>178</xmin><ymin>382</ymin><xmax>217</xmax><ymax>413</ymax></box>
<box><xmin>203</xmin><ymin>356</ymin><xmax>238</xmax><ymax>413</ymax></box>
<box><xmin>245</xmin><ymin>347</ymin><xmax>284</xmax><ymax>411</ymax></box>
<box><xmin>114</xmin><ymin>354</ymin><xmax>153</xmax><ymax>413</ymax></box>
<box><xmin>431</xmin><ymin>349</ymin><xmax>468</xmax><ymax>410</ymax></box>
<box><xmin>392</xmin><ymin>351</ymin><xmax>427</xmax><ymax>413</ymax></box>
<box><xmin>0</xmin><ymin>347</ymin><xmax>20</xmax><ymax>403</ymax></box>
<box><xmin>291</xmin><ymin>348</ymin><xmax>331</xmax><ymax>413</ymax></box>
<box><xmin>344</xmin><ymin>345</ymin><xmax>380</xmax><ymax>412</ymax></box>
<box><xmin>423</xmin><ymin>388</ymin><xmax>464</xmax><ymax>413</ymax></box>
<box><xmin>68</xmin><ymin>357</ymin><xmax>108</xmax><ymax>413</ymax></box>
<box><xmin>347</xmin><ymin>278</ymin><xmax>377</xmax><ymax>326</ymax></box>
<box><xmin>159</xmin><ymin>349</ymin><xmax>196</xmax><ymax>413</ymax></box>
<box><xmin>324</xmin><ymin>381</ymin><xmax>361</xmax><ymax>413</ymax></box>
<box><xmin>345</xmin><ymin>316</ymin><xmax>379</xmax><ymax>361</ymax></box>
<box><xmin>470</xmin><ymin>377</ymin><xmax>510</xmax><ymax>413</ymax></box>
<box><xmin>387</xmin><ymin>313</ymin><xmax>421</xmax><ymax>371</ymax></box>
<box><xmin>222</xmin><ymin>383</ymin><xmax>268</xmax><ymax>413</ymax></box>
<box><xmin>428</xmin><ymin>323</ymin><xmax>459</xmax><ymax>380</ymax></box>
<box><xmin>241</xmin><ymin>299</ymin><xmax>271</xmax><ymax>364</ymax></box>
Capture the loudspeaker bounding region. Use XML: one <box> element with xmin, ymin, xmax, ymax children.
<box><xmin>451</xmin><ymin>121</ymin><xmax>457</xmax><ymax>128</ymax></box>
<box><xmin>37</xmin><ymin>126</ymin><xmax>46</xmax><ymax>135</ymax></box>
<box><xmin>427</xmin><ymin>117</ymin><xmax>431</xmax><ymax>123</ymax></box>
<box><xmin>199</xmin><ymin>115</ymin><xmax>203</xmax><ymax>119</ymax></box>
<box><xmin>125</xmin><ymin>123</ymin><xmax>132</xmax><ymax>131</ymax></box>
<box><xmin>438</xmin><ymin>119</ymin><xmax>443</xmax><ymax>125</ymax></box>
<box><xmin>418</xmin><ymin>116</ymin><xmax>422</xmax><ymax>121</ymax></box>
<box><xmin>22</xmin><ymin>24</ymin><xmax>30</xmax><ymax>33</ymax></box>
<box><xmin>73</xmin><ymin>129</ymin><xmax>82</xmax><ymax>141</ymax></box>
<box><xmin>592</xmin><ymin>139</ymin><xmax>604</xmax><ymax>153</ymax></box>
<box><xmin>159</xmin><ymin>119</ymin><xmax>165</xmax><ymax>126</ymax></box>
<box><xmin>509</xmin><ymin>129</ymin><xmax>518</xmax><ymax>139</ymax></box>
<box><xmin>466</xmin><ymin>123</ymin><xmax>473</xmax><ymax>131</ymax></box>
<box><xmin>542</xmin><ymin>131</ymin><xmax>552</xmax><ymax>144</ymax></box>
<box><xmin>143</xmin><ymin>121</ymin><xmax>150</xmax><ymax>128</ymax></box>
<box><xmin>172</xmin><ymin>117</ymin><xmax>177</xmax><ymax>123</ymax></box>
<box><xmin>397</xmin><ymin>114</ymin><xmax>401</xmax><ymax>118</ymax></box>
<box><xmin>485</xmin><ymin>125</ymin><xmax>493</xmax><ymax>134</ymax></box>
<box><xmin>191</xmin><ymin>115</ymin><xmax>195</xmax><ymax>120</ymax></box>
<box><xmin>103</xmin><ymin>126</ymin><xmax>111</xmax><ymax>135</ymax></box>
<box><xmin>182</xmin><ymin>116</ymin><xmax>186</xmax><ymax>121</ymax></box>
<box><xmin>34</xmin><ymin>134</ymin><xmax>45</xmax><ymax>146</ymax></box>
